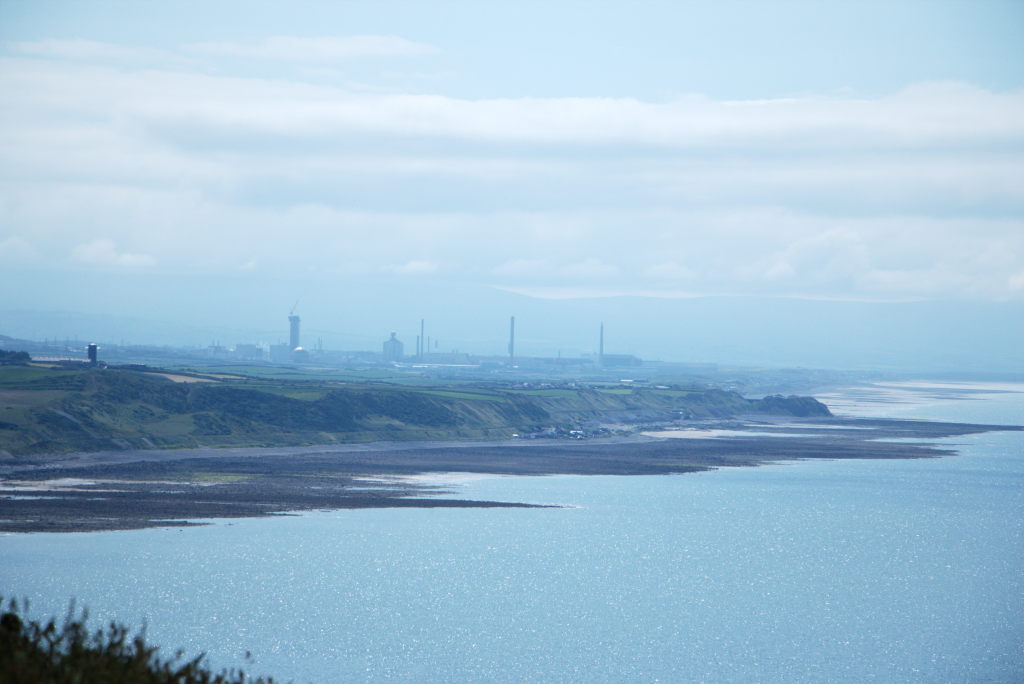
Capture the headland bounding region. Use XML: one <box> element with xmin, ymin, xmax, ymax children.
<box><xmin>1</xmin><ymin>364</ymin><xmax>1020</xmax><ymax>532</ymax></box>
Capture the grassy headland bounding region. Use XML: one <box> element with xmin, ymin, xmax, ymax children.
<box><xmin>4</xmin><ymin>361</ymin><xmax>1021</xmax><ymax>533</ymax></box>
<box><xmin>0</xmin><ymin>363</ymin><xmax>829</xmax><ymax>458</ymax></box>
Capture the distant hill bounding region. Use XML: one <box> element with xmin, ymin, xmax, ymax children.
<box><xmin>0</xmin><ymin>366</ymin><xmax>828</xmax><ymax>457</ymax></box>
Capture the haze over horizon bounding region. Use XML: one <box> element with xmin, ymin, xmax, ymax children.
<box><xmin>2</xmin><ymin>0</ymin><xmax>1022</xmax><ymax>371</ymax></box>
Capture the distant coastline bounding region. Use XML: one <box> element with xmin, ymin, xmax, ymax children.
<box><xmin>2</xmin><ymin>413</ymin><xmax>1019</xmax><ymax>533</ymax></box>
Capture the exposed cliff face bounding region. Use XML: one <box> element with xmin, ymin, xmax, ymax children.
<box><xmin>0</xmin><ymin>368</ymin><xmax>830</xmax><ymax>456</ymax></box>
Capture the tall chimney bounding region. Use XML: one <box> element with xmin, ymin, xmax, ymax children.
<box><xmin>508</xmin><ymin>316</ymin><xmax>516</xmax><ymax>363</ymax></box>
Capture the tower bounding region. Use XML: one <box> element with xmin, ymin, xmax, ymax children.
<box><xmin>288</xmin><ymin>315</ymin><xmax>300</xmax><ymax>350</ymax></box>
<box><xmin>599</xmin><ymin>322</ymin><xmax>604</xmax><ymax>366</ymax></box>
<box><xmin>87</xmin><ymin>343</ymin><xmax>98</xmax><ymax>365</ymax></box>
<box><xmin>508</xmin><ymin>315</ymin><xmax>515</xmax><ymax>364</ymax></box>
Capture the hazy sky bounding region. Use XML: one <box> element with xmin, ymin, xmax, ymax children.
<box><xmin>2</xmin><ymin>0</ymin><xmax>1023</xmax><ymax>313</ymax></box>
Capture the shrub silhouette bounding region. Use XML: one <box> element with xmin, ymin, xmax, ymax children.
<box><xmin>0</xmin><ymin>599</ymin><xmax>277</xmax><ymax>683</ymax></box>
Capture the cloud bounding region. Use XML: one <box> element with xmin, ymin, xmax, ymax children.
<box><xmin>644</xmin><ymin>262</ymin><xmax>696</xmax><ymax>281</ymax></box>
<box><xmin>388</xmin><ymin>259</ymin><xmax>440</xmax><ymax>275</ymax></box>
<box><xmin>495</xmin><ymin>285</ymin><xmax>704</xmax><ymax>300</ymax></box>
<box><xmin>559</xmin><ymin>259</ymin><xmax>620</xmax><ymax>280</ymax></box>
<box><xmin>0</xmin><ymin>236</ymin><xmax>34</xmax><ymax>259</ymax></box>
<box><xmin>857</xmin><ymin>267</ymin><xmax>975</xmax><ymax>297</ymax></box>
<box><xmin>2</xmin><ymin>53</ymin><xmax>1022</xmax><ymax>301</ymax></box>
<box><xmin>183</xmin><ymin>36</ymin><xmax>438</xmax><ymax>61</ymax></box>
<box><xmin>71</xmin><ymin>239</ymin><xmax>156</xmax><ymax>267</ymax></box>
<box><xmin>7</xmin><ymin>56</ymin><xmax>1020</xmax><ymax>151</ymax></box>
<box><xmin>492</xmin><ymin>259</ymin><xmax>548</xmax><ymax>277</ymax></box>
<box><xmin>755</xmin><ymin>229</ymin><xmax>870</xmax><ymax>283</ymax></box>
<box><xmin>9</xmin><ymin>39</ymin><xmax>173</xmax><ymax>62</ymax></box>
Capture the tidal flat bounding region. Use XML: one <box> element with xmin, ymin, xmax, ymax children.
<box><xmin>1</xmin><ymin>415</ymin><xmax>1018</xmax><ymax>533</ymax></box>
<box><xmin>3</xmin><ymin>384</ymin><xmax>1023</xmax><ymax>683</ymax></box>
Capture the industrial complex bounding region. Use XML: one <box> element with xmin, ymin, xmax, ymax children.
<box><xmin>9</xmin><ymin>309</ymin><xmax>645</xmax><ymax>375</ymax></box>
<box><xmin>249</xmin><ymin>311</ymin><xmax>644</xmax><ymax>370</ymax></box>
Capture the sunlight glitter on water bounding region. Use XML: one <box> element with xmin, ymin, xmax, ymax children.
<box><xmin>2</xmin><ymin>385</ymin><xmax>1022</xmax><ymax>683</ymax></box>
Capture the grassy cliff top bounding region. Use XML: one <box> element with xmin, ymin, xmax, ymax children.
<box><xmin>0</xmin><ymin>364</ymin><xmax>829</xmax><ymax>457</ymax></box>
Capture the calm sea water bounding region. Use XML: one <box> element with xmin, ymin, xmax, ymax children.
<box><xmin>2</xmin><ymin>384</ymin><xmax>1022</xmax><ymax>683</ymax></box>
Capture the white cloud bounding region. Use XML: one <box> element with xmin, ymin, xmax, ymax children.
<box><xmin>6</xmin><ymin>58</ymin><xmax>1020</xmax><ymax>151</ymax></box>
<box><xmin>756</xmin><ymin>229</ymin><xmax>870</xmax><ymax>283</ymax></box>
<box><xmin>857</xmin><ymin>267</ymin><xmax>975</xmax><ymax>297</ymax></box>
<box><xmin>183</xmin><ymin>35</ymin><xmax>438</xmax><ymax>61</ymax></box>
<box><xmin>560</xmin><ymin>259</ymin><xmax>620</xmax><ymax>280</ymax></box>
<box><xmin>176</xmin><ymin>83</ymin><xmax>1020</xmax><ymax>149</ymax></box>
<box><xmin>10</xmin><ymin>39</ymin><xmax>173</xmax><ymax>62</ymax></box>
<box><xmin>71</xmin><ymin>239</ymin><xmax>156</xmax><ymax>267</ymax></box>
<box><xmin>7</xmin><ymin>35</ymin><xmax>434</xmax><ymax>72</ymax></box>
<box><xmin>644</xmin><ymin>262</ymin><xmax>696</xmax><ymax>281</ymax></box>
<box><xmin>495</xmin><ymin>285</ymin><xmax>704</xmax><ymax>300</ymax></box>
<box><xmin>2</xmin><ymin>54</ymin><xmax>1022</xmax><ymax>301</ymax></box>
<box><xmin>0</xmin><ymin>236</ymin><xmax>34</xmax><ymax>259</ymax></box>
<box><xmin>389</xmin><ymin>259</ymin><xmax>440</xmax><ymax>275</ymax></box>
<box><xmin>492</xmin><ymin>259</ymin><xmax>548</xmax><ymax>277</ymax></box>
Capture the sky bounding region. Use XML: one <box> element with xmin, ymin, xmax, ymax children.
<box><xmin>1</xmin><ymin>0</ymin><xmax>1023</xmax><ymax>359</ymax></box>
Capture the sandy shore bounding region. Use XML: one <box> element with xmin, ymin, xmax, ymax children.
<box><xmin>1</xmin><ymin>415</ymin><xmax>1020</xmax><ymax>533</ymax></box>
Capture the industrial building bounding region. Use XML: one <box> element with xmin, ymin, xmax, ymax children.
<box><xmin>382</xmin><ymin>332</ymin><xmax>404</xmax><ymax>361</ymax></box>
<box><xmin>181</xmin><ymin>310</ymin><xmax>647</xmax><ymax>372</ymax></box>
<box><xmin>234</xmin><ymin>343</ymin><xmax>262</xmax><ymax>360</ymax></box>
<box><xmin>269</xmin><ymin>343</ymin><xmax>292</xmax><ymax>363</ymax></box>
<box><xmin>288</xmin><ymin>314</ymin><xmax>300</xmax><ymax>350</ymax></box>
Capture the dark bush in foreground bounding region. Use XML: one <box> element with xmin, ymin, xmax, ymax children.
<box><xmin>0</xmin><ymin>599</ymin><xmax>276</xmax><ymax>683</ymax></box>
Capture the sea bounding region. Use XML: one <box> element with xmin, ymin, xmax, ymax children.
<box><xmin>2</xmin><ymin>382</ymin><xmax>1022</xmax><ymax>683</ymax></box>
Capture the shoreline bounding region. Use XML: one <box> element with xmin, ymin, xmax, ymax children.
<box><xmin>2</xmin><ymin>414</ymin><xmax>1021</xmax><ymax>534</ymax></box>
